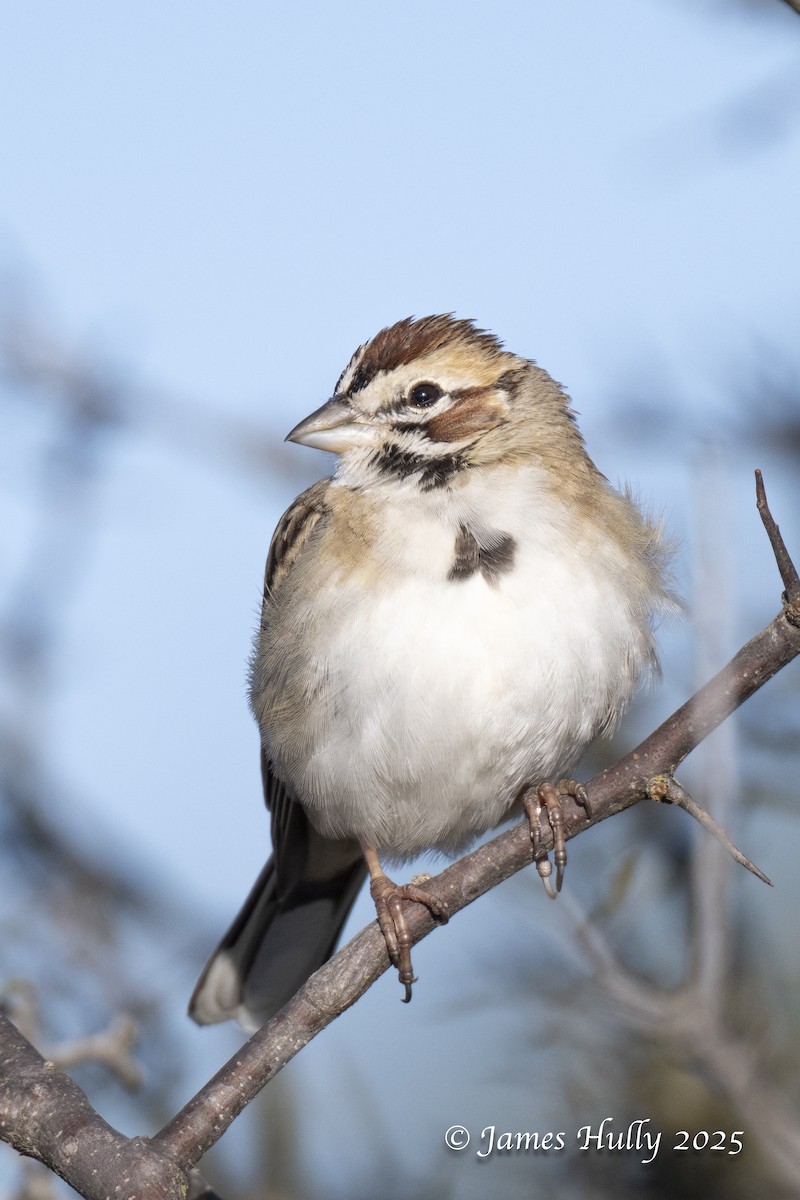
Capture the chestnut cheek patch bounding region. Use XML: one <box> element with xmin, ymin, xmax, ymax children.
<box><xmin>427</xmin><ymin>387</ymin><xmax>509</xmax><ymax>443</ymax></box>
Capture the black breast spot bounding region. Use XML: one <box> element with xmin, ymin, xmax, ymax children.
<box><xmin>448</xmin><ymin>524</ymin><xmax>516</xmax><ymax>585</ymax></box>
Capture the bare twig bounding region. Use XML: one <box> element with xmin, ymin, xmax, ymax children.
<box><xmin>756</xmin><ymin>469</ymin><xmax>800</xmax><ymax>606</ymax></box>
<box><xmin>1</xmin><ymin>984</ymin><xmax>142</xmax><ymax>1091</ymax></box>
<box><xmin>555</xmin><ymin>893</ymin><xmax>800</xmax><ymax>1189</ymax></box>
<box><xmin>43</xmin><ymin>1016</ymin><xmax>141</xmax><ymax>1092</ymax></box>
<box><xmin>647</xmin><ymin>774</ymin><xmax>772</xmax><ymax>885</ymax></box>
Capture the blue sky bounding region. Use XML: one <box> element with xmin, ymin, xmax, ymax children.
<box><xmin>2</xmin><ymin>1</ymin><xmax>798</xmax><ymax>406</ymax></box>
<box><xmin>1</xmin><ymin>2</ymin><xmax>799</xmax><ymax>1195</ymax></box>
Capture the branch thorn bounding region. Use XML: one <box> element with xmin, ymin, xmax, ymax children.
<box><xmin>648</xmin><ymin>774</ymin><xmax>772</xmax><ymax>887</ymax></box>
<box><xmin>755</xmin><ymin>469</ymin><xmax>800</xmax><ymax>613</ymax></box>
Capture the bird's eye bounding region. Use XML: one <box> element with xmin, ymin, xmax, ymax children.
<box><xmin>408</xmin><ymin>382</ymin><xmax>443</xmax><ymax>408</ymax></box>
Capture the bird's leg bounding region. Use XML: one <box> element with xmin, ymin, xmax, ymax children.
<box><xmin>523</xmin><ymin>779</ymin><xmax>590</xmax><ymax>899</ymax></box>
<box><xmin>362</xmin><ymin>844</ymin><xmax>449</xmax><ymax>1003</ymax></box>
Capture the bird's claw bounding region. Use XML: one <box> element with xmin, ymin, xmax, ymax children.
<box><xmin>524</xmin><ymin>779</ymin><xmax>589</xmax><ymax>898</ymax></box>
<box><xmin>369</xmin><ymin>873</ymin><xmax>449</xmax><ymax>1002</ymax></box>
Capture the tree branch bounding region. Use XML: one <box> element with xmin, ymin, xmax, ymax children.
<box><xmin>0</xmin><ymin>1014</ymin><xmax>185</xmax><ymax>1200</ymax></box>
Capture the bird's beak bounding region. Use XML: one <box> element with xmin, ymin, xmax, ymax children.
<box><xmin>285</xmin><ymin>397</ymin><xmax>375</xmax><ymax>454</ymax></box>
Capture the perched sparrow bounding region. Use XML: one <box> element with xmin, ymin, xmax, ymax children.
<box><xmin>190</xmin><ymin>314</ymin><xmax>673</xmax><ymax>1029</ymax></box>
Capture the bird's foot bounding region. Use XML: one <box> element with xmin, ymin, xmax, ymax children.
<box><xmin>523</xmin><ymin>779</ymin><xmax>590</xmax><ymax>899</ymax></box>
<box><xmin>368</xmin><ymin>870</ymin><xmax>449</xmax><ymax>1003</ymax></box>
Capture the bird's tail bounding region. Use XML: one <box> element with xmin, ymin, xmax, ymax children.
<box><xmin>189</xmin><ymin>835</ymin><xmax>366</xmax><ymax>1030</ymax></box>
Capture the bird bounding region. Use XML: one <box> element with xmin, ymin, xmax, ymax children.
<box><xmin>189</xmin><ymin>314</ymin><xmax>674</xmax><ymax>1029</ymax></box>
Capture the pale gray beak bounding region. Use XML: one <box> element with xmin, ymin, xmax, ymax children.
<box><xmin>285</xmin><ymin>397</ymin><xmax>376</xmax><ymax>454</ymax></box>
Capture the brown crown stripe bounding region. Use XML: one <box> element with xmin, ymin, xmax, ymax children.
<box><xmin>348</xmin><ymin>315</ymin><xmax>502</xmax><ymax>394</ymax></box>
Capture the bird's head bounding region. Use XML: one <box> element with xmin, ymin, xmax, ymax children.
<box><xmin>286</xmin><ymin>314</ymin><xmax>565</xmax><ymax>491</ymax></box>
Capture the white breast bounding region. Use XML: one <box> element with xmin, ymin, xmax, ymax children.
<box><xmin>256</xmin><ymin>466</ymin><xmax>657</xmax><ymax>861</ymax></box>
